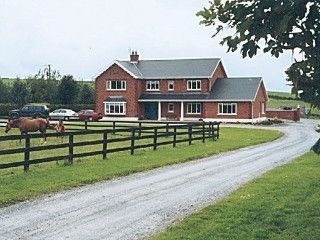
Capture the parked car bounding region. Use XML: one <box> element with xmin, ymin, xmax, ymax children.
<box><xmin>9</xmin><ymin>104</ymin><xmax>50</xmax><ymax>119</ymax></box>
<box><xmin>78</xmin><ymin>109</ymin><xmax>103</xmax><ymax>121</ymax></box>
<box><xmin>49</xmin><ymin>109</ymin><xmax>79</xmax><ymax>120</ymax></box>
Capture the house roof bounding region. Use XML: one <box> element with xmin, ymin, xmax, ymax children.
<box><xmin>139</xmin><ymin>77</ymin><xmax>263</xmax><ymax>102</ymax></box>
<box><xmin>104</xmin><ymin>96</ymin><xmax>126</xmax><ymax>102</ymax></box>
<box><xmin>115</xmin><ymin>58</ymin><xmax>221</xmax><ymax>79</ymax></box>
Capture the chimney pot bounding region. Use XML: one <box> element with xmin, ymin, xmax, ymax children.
<box><xmin>130</xmin><ymin>51</ymin><xmax>139</xmax><ymax>63</ymax></box>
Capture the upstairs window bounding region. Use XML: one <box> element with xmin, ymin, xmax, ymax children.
<box><xmin>146</xmin><ymin>80</ymin><xmax>159</xmax><ymax>91</ymax></box>
<box><xmin>168</xmin><ymin>80</ymin><xmax>174</xmax><ymax>91</ymax></box>
<box><xmin>187</xmin><ymin>80</ymin><xmax>201</xmax><ymax>91</ymax></box>
<box><xmin>106</xmin><ymin>80</ymin><xmax>126</xmax><ymax>90</ymax></box>
<box><xmin>218</xmin><ymin>103</ymin><xmax>237</xmax><ymax>115</ymax></box>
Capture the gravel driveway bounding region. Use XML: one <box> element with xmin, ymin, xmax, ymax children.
<box><xmin>0</xmin><ymin>119</ymin><xmax>319</xmax><ymax>240</ymax></box>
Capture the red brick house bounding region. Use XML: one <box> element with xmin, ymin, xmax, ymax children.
<box><xmin>95</xmin><ymin>52</ymin><xmax>268</xmax><ymax>122</ymax></box>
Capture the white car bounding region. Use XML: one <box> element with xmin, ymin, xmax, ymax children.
<box><xmin>49</xmin><ymin>109</ymin><xmax>79</xmax><ymax>120</ymax></box>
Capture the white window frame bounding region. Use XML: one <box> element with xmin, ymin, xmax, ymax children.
<box><xmin>261</xmin><ymin>102</ymin><xmax>265</xmax><ymax>114</ymax></box>
<box><xmin>187</xmin><ymin>80</ymin><xmax>201</xmax><ymax>91</ymax></box>
<box><xmin>146</xmin><ymin>80</ymin><xmax>160</xmax><ymax>91</ymax></box>
<box><xmin>168</xmin><ymin>103</ymin><xmax>174</xmax><ymax>113</ymax></box>
<box><xmin>105</xmin><ymin>102</ymin><xmax>126</xmax><ymax>115</ymax></box>
<box><xmin>168</xmin><ymin>80</ymin><xmax>174</xmax><ymax>91</ymax></box>
<box><xmin>187</xmin><ymin>103</ymin><xmax>201</xmax><ymax>114</ymax></box>
<box><xmin>106</xmin><ymin>80</ymin><xmax>126</xmax><ymax>91</ymax></box>
<box><xmin>218</xmin><ymin>103</ymin><xmax>237</xmax><ymax>115</ymax></box>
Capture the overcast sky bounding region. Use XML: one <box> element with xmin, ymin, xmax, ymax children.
<box><xmin>0</xmin><ymin>0</ymin><xmax>292</xmax><ymax>91</ymax></box>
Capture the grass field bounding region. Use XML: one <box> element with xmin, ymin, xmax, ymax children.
<box><xmin>0</xmin><ymin>127</ymin><xmax>282</xmax><ymax>207</ymax></box>
<box><xmin>153</xmin><ymin>151</ymin><xmax>320</xmax><ymax>240</ymax></box>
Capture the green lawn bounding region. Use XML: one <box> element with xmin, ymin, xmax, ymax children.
<box><xmin>153</xmin><ymin>151</ymin><xmax>320</xmax><ymax>240</ymax></box>
<box><xmin>0</xmin><ymin>127</ymin><xmax>282</xmax><ymax>207</ymax></box>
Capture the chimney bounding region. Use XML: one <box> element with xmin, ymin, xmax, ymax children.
<box><xmin>130</xmin><ymin>50</ymin><xmax>139</xmax><ymax>63</ymax></box>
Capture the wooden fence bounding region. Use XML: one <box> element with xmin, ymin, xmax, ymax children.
<box><xmin>0</xmin><ymin>121</ymin><xmax>220</xmax><ymax>172</ymax></box>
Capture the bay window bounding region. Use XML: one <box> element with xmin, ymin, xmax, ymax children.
<box><xmin>105</xmin><ymin>102</ymin><xmax>126</xmax><ymax>115</ymax></box>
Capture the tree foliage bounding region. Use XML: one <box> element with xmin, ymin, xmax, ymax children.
<box><xmin>0</xmin><ymin>79</ymin><xmax>10</xmax><ymax>103</ymax></box>
<box><xmin>57</xmin><ymin>75</ymin><xmax>79</xmax><ymax>104</ymax></box>
<box><xmin>78</xmin><ymin>83</ymin><xmax>95</xmax><ymax>104</ymax></box>
<box><xmin>10</xmin><ymin>79</ymin><xmax>29</xmax><ymax>106</ymax></box>
<box><xmin>197</xmin><ymin>0</ymin><xmax>320</xmax><ymax>108</ymax></box>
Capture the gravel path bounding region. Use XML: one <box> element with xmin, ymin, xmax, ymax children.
<box><xmin>0</xmin><ymin>120</ymin><xmax>319</xmax><ymax>240</ymax></box>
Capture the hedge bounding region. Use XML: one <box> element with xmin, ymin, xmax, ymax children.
<box><xmin>0</xmin><ymin>103</ymin><xmax>95</xmax><ymax>118</ymax></box>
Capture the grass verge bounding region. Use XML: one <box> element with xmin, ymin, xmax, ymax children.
<box><xmin>152</xmin><ymin>151</ymin><xmax>320</xmax><ymax>240</ymax></box>
<box><xmin>0</xmin><ymin>127</ymin><xmax>282</xmax><ymax>207</ymax></box>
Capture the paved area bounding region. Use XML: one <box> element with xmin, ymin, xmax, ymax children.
<box><xmin>0</xmin><ymin>120</ymin><xmax>319</xmax><ymax>240</ymax></box>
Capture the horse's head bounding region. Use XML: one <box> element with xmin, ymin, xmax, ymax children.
<box><xmin>5</xmin><ymin>120</ymin><xmax>13</xmax><ymax>133</ymax></box>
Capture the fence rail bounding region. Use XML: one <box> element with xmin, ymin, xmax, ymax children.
<box><xmin>0</xmin><ymin>121</ymin><xmax>220</xmax><ymax>172</ymax></box>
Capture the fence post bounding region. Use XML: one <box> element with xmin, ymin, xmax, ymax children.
<box><xmin>217</xmin><ymin>122</ymin><xmax>220</xmax><ymax>139</ymax></box>
<box><xmin>130</xmin><ymin>128</ymin><xmax>135</xmax><ymax>155</ymax></box>
<box><xmin>153</xmin><ymin>128</ymin><xmax>158</xmax><ymax>150</ymax></box>
<box><xmin>202</xmin><ymin>122</ymin><xmax>205</xmax><ymax>143</ymax></box>
<box><xmin>188</xmin><ymin>125</ymin><xmax>192</xmax><ymax>145</ymax></box>
<box><xmin>24</xmin><ymin>134</ymin><xmax>30</xmax><ymax>172</ymax></box>
<box><xmin>211</xmin><ymin>122</ymin><xmax>215</xmax><ymax>141</ymax></box>
<box><xmin>84</xmin><ymin>120</ymin><xmax>88</xmax><ymax>130</ymax></box>
<box><xmin>138</xmin><ymin>122</ymin><xmax>142</xmax><ymax>137</ymax></box>
<box><xmin>208</xmin><ymin>122</ymin><xmax>212</xmax><ymax>138</ymax></box>
<box><xmin>166</xmin><ymin>123</ymin><xmax>169</xmax><ymax>135</ymax></box>
<box><xmin>173</xmin><ymin>126</ymin><xmax>177</xmax><ymax>148</ymax></box>
<box><xmin>103</xmin><ymin>131</ymin><xmax>108</xmax><ymax>159</ymax></box>
<box><xmin>112</xmin><ymin>121</ymin><xmax>116</xmax><ymax>134</ymax></box>
<box><xmin>68</xmin><ymin>134</ymin><xmax>74</xmax><ymax>164</ymax></box>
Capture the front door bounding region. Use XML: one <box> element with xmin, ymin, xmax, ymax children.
<box><xmin>144</xmin><ymin>103</ymin><xmax>158</xmax><ymax>120</ymax></box>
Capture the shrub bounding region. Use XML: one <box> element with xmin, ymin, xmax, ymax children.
<box><xmin>0</xmin><ymin>103</ymin><xmax>19</xmax><ymax>117</ymax></box>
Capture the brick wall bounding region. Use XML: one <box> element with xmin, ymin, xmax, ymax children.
<box><xmin>252</xmin><ymin>84</ymin><xmax>267</xmax><ymax>118</ymax></box>
<box><xmin>95</xmin><ymin>64</ymin><xmax>142</xmax><ymax>117</ymax></box>
<box><xmin>209</xmin><ymin>62</ymin><xmax>227</xmax><ymax>90</ymax></box>
<box><xmin>266</xmin><ymin>109</ymin><xmax>300</xmax><ymax>121</ymax></box>
<box><xmin>203</xmin><ymin>102</ymin><xmax>252</xmax><ymax>119</ymax></box>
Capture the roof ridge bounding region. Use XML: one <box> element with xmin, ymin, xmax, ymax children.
<box><xmin>117</xmin><ymin>57</ymin><xmax>221</xmax><ymax>62</ymax></box>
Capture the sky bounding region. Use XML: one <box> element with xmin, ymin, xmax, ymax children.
<box><xmin>0</xmin><ymin>0</ymin><xmax>293</xmax><ymax>91</ymax></box>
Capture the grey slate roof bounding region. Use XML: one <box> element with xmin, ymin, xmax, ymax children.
<box><xmin>116</xmin><ymin>58</ymin><xmax>221</xmax><ymax>79</ymax></box>
<box><xmin>139</xmin><ymin>77</ymin><xmax>262</xmax><ymax>102</ymax></box>
<box><xmin>209</xmin><ymin>77</ymin><xmax>262</xmax><ymax>101</ymax></box>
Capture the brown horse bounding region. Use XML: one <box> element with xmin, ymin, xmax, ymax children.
<box><xmin>5</xmin><ymin>118</ymin><xmax>50</xmax><ymax>144</ymax></box>
<box><xmin>53</xmin><ymin>120</ymin><xmax>65</xmax><ymax>142</ymax></box>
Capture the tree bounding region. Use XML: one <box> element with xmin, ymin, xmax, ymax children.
<box><xmin>11</xmin><ymin>79</ymin><xmax>29</xmax><ymax>106</ymax></box>
<box><xmin>0</xmin><ymin>79</ymin><xmax>10</xmax><ymax>103</ymax></box>
<box><xmin>26</xmin><ymin>77</ymin><xmax>47</xmax><ymax>103</ymax></box>
<box><xmin>77</xmin><ymin>83</ymin><xmax>95</xmax><ymax>104</ymax></box>
<box><xmin>197</xmin><ymin>0</ymin><xmax>320</xmax><ymax>108</ymax></box>
<box><xmin>28</xmin><ymin>66</ymin><xmax>60</xmax><ymax>103</ymax></box>
<box><xmin>57</xmin><ymin>75</ymin><xmax>78</xmax><ymax>104</ymax></box>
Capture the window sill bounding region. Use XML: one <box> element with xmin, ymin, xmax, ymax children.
<box><xmin>106</xmin><ymin>89</ymin><xmax>126</xmax><ymax>91</ymax></box>
<box><xmin>146</xmin><ymin>89</ymin><xmax>160</xmax><ymax>92</ymax></box>
<box><xmin>186</xmin><ymin>89</ymin><xmax>201</xmax><ymax>91</ymax></box>
<box><xmin>217</xmin><ymin>113</ymin><xmax>237</xmax><ymax>115</ymax></box>
<box><xmin>106</xmin><ymin>113</ymin><xmax>126</xmax><ymax>115</ymax></box>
